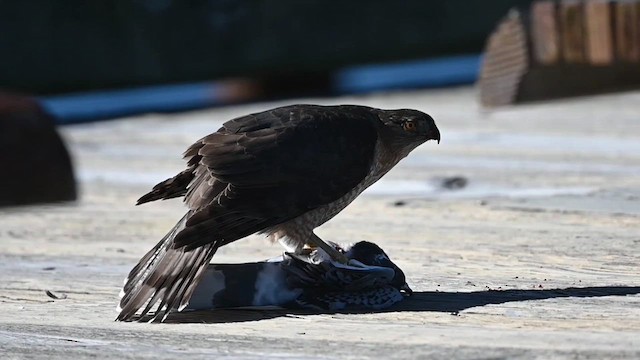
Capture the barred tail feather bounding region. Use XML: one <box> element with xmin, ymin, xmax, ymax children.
<box><xmin>116</xmin><ymin>212</ymin><xmax>217</xmax><ymax>322</ymax></box>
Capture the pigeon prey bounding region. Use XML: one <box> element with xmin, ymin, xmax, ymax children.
<box><xmin>161</xmin><ymin>241</ymin><xmax>411</xmax><ymax>317</ymax></box>
<box><xmin>117</xmin><ymin>104</ymin><xmax>439</xmax><ymax>321</ymax></box>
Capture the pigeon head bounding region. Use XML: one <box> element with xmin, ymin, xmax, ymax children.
<box><xmin>345</xmin><ymin>241</ymin><xmax>412</xmax><ymax>294</ymax></box>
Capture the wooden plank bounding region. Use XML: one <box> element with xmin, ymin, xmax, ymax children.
<box><xmin>478</xmin><ymin>10</ymin><xmax>528</xmax><ymax>106</ymax></box>
<box><xmin>615</xmin><ymin>1</ymin><xmax>640</xmax><ymax>62</ymax></box>
<box><xmin>584</xmin><ymin>1</ymin><xmax>613</xmax><ymax>65</ymax></box>
<box><xmin>480</xmin><ymin>0</ymin><xmax>640</xmax><ymax>106</ymax></box>
<box><xmin>4</xmin><ymin>91</ymin><xmax>640</xmax><ymax>358</ymax></box>
<box><xmin>560</xmin><ymin>0</ymin><xmax>586</xmax><ymax>63</ymax></box>
<box><xmin>531</xmin><ymin>1</ymin><xmax>560</xmax><ymax>65</ymax></box>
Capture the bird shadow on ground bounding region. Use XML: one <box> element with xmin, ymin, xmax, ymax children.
<box><xmin>161</xmin><ymin>285</ymin><xmax>640</xmax><ymax>324</ymax></box>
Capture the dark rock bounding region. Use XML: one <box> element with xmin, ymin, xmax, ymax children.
<box><xmin>0</xmin><ymin>92</ymin><xmax>76</xmax><ymax>206</ymax></box>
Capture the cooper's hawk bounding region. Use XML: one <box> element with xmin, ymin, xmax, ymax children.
<box><xmin>117</xmin><ymin>104</ymin><xmax>439</xmax><ymax>321</ymax></box>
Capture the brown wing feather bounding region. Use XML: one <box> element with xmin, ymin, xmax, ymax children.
<box><xmin>135</xmin><ymin>140</ymin><xmax>206</xmax><ymax>205</ymax></box>
<box><xmin>172</xmin><ymin>105</ymin><xmax>379</xmax><ymax>249</ymax></box>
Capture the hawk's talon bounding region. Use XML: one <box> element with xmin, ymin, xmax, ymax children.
<box><xmin>321</xmin><ymin>246</ymin><xmax>349</xmax><ymax>265</ymax></box>
<box><xmin>306</xmin><ymin>233</ymin><xmax>351</xmax><ymax>265</ymax></box>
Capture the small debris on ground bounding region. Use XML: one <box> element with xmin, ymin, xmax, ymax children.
<box><xmin>45</xmin><ymin>290</ymin><xmax>68</xmax><ymax>300</ymax></box>
<box><xmin>441</xmin><ymin>176</ymin><xmax>468</xmax><ymax>190</ymax></box>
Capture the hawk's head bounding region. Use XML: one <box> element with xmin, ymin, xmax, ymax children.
<box><xmin>376</xmin><ymin>109</ymin><xmax>440</xmax><ymax>152</ymax></box>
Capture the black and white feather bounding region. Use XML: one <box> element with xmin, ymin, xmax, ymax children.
<box><xmin>182</xmin><ymin>241</ymin><xmax>411</xmax><ymax>313</ymax></box>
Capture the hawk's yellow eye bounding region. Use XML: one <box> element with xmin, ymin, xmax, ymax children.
<box><xmin>403</xmin><ymin>121</ymin><xmax>417</xmax><ymax>132</ymax></box>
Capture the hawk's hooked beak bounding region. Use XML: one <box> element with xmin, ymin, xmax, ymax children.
<box><xmin>425</xmin><ymin>124</ymin><xmax>440</xmax><ymax>144</ymax></box>
<box><xmin>433</xmin><ymin>126</ymin><xmax>441</xmax><ymax>144</ymax></box>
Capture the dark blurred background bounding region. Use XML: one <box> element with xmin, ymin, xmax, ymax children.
<box><xmin>1</xmin><ymin>0</ymin><xmax>533</xmax><ymax>120</ymax></box>
<box><xmin>1</xmin><ymin>0</ymin><xmax>535</xmax><ymax>206</ymax></box>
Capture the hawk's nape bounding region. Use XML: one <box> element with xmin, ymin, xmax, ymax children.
<box><xmin>116</xmin><ymin>104</ymin><xmax>439</xmax><ymax>321</ymax></box>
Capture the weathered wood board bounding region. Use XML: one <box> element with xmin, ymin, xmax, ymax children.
<box><xmin>1</xmin><ymin>88</ymin><xmax>639</xmax><ymax>358</ymax></box>
<box><xmin>480</xmin><ymin>0</ymin><xmax>640</xmax><ymax>106</ymax></box>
